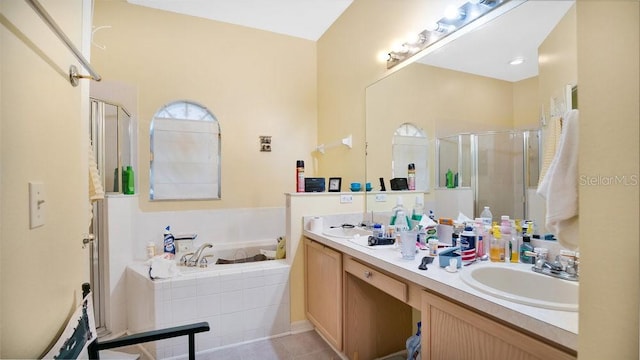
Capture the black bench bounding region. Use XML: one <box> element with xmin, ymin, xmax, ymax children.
<box><xmin>82</xmin><ymin>283</ymin><xmax>210</xmax><ymax>360</ymax></box>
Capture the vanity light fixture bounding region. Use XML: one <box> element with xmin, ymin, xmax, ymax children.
<box><xmin>386</xmin><ymin>0</ymin><xmax>520</xmax><ymax>69</ymax></box>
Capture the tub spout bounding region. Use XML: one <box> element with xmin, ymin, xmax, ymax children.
<box><xmin>189</xmin><ymin>243</ymin><xmax>213</xmax><ymax>267</ymax></box>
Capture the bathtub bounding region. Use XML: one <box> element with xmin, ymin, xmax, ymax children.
<box><xmin>126</xmin><ymin>241</ymin><xmax>291</xmax><ymax>359</ymax></box>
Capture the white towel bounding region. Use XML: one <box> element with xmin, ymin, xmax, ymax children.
<box><xmin>88</xmin><ymin>142</ymin><xmax>105</xmax><ymax>228</ymax></box>
<box><xmin>148</xmin><ymin>255</ymin><xmax>179</xmax><ymax>279</ymax></box>
<box><xmin>539</xmin><ymin>115</ymin><xmax>563</xmax><ymax>184</ymax></box>
<box><xmin>536</xmin><ymin>109</ymin><xmax>579</xmax><ymax>250</ymax></box>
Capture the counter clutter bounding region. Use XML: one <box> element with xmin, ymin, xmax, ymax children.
<box><xmin>303</xmin><ymin>226</ymin><xmax>578</xmax><ymax>352</ymax></box>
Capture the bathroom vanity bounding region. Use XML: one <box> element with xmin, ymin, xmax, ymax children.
<box><xmin>303</xmin><ymin>230</ymin><xmax>578</xmax><ymax>360</ymax></box>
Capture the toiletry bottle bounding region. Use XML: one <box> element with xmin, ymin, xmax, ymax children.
<box><xmin>500</xmin><ymin>216</ymin><xmax>512</xmax><ymax>263</ymax></box>
<box><xmin>445</xmin><ymin>169</ymin><xmax>454</xmax><ymax>188</ymax></box>
<box><xmin>480</xmin><ymin>206</ymin><xmax>493</xmax><ymax>227</ymax></box>
<box><xmin>510</xmin><ymin>220</ymin><xmax>521</xmax><ymax>263</ymax></box>
<box><xmin>474</xmin><ymin>218</ymin><xmax>485</xmax><ymax>258</ymax></box>
<box><xmin>390</xmin><ymin>197</ymin><xmax>410</xmax><ymax>226</ymax></box>
<box><xmin>411</xmin><ymin>195</ymin><xmax>424</xmax><ymax>222</ymax></box>
<box><xmin>408</xmin><ymin>163</ymin><xmax>416</xmax><ymax>190</ymax></box>
<box><xmin>124</xmin><ymin>166</ymin><xmax>135</xmax><ymax>194</ymax></box>
<box><xmin>520</xmin><ymin>228</ymin><xmax>535</xmax><ymax>264</ymax></box>
<box><xmin>489</xmin><ymin>224</ymin><xmax>504</xmax><ymax>262</ymax></box>
<box><xmin>163</xmin><ymin>226</ymin><xmax>176</xmax><ymax>259</ymax></box>
<box><xmin>296</xmin><ymin>160</ymin><xmax>305</xmax><ymax>192</ymax></box>
<box><xmin>146</xmin><ymin>242</ymin><xmax>156</xmax><ymax>259</ymax></box>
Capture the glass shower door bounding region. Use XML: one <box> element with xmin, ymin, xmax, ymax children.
<box><xmin>475</xmin><ymin>131</ymin><xmax>525</xmax><ymax>220</ymax></box>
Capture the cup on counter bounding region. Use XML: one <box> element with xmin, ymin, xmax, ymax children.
<box><xmin>400</xmin><ymin>231</ymin><xmax>418</xmax><ymax>260</ymax></box>
<box><xmin>350</xmin><ymin>182</ymin><xmax>362</xmax><ymax>192</ymax></box>
<box><xmin>448</xmin><ymin>258</ymin><xmax>458</xmax><ymax>272</ymax></box>
<box><xmin>365</xmin><ymin>182</ymin><xmax>372</xmax><ymax>191</ymax></box>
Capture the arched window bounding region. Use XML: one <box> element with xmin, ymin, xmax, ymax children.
<box><xmin>393</xmin><ymin>122</ymin><xmax>429</xmax><ymax>191</ymax></box>
<box><xmin>150</xmin><ymin>101</ymin><xmax>221</xmax><ymax>200</ymax></box>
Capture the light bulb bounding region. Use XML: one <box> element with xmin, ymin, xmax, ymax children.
<box><xmin>444</xmin><ymin>6</ymin><xmax>463</xmax><ymax>20</ymax></box>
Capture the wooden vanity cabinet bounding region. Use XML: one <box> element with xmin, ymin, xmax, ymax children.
<box><xmin>343</xmin><ymin>256</ymin><xmax>413</xmax><ymax>360</ymax></box>
<box><xmin>420</xmin><ymin>291</ymin><xmax>576</xmax><ymax>360</ymax></box>
<box><xmin>304</xmin><ymin>239</ymin><xmax>343</xmax><ymax>350</ymax></box>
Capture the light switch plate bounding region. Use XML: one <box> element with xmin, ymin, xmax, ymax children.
<box><xmin>340</xmin><ymin>194</ymin><xmax>353</xmax><ymax>204</ymax></box>
<box><xmin>29</xmin><ymin>181</ymin><xmax>45</xmax><ymax>229</ymax></box>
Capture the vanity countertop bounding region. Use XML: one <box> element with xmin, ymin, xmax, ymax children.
<box><xmin>303</xmin><ymin>229</ymin><xmax>578</xmax><ymax>352</ymax></box>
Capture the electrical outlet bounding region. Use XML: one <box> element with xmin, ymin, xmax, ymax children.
<box><xmin>375</xmin><ymin>194</ymin><xmax>387</xmax><ymax>202</ymax></box>
<box><xmin>340</xmin><ymin>194</ymin><xmax>353</xmax><ymax>204</ymax></box>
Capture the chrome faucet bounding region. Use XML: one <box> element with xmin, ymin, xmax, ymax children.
<box><xmin>188</xmin><ymin>243</ymin><xmax>213</xmax><ymax>267</ymax></box>
<box><xmin>526</xmin><ymin>251</ymin><xmax>578</xmax><ymax>282</ymax></box>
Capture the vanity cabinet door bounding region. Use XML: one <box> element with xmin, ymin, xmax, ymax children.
<box><xmin>421</xmin><ymin>291</ymin><xmax>576</xmax><ymax>360</ymax></box>
<box><xmin>305</xmin><ymin>239</ymin><xmax>342</xmax><ymax>350</ymax></box>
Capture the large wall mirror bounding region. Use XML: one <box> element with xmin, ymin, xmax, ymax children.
<box><xmin>150</xmin><ymin>100</ymin><xmax>221</xmax><ymax>200</ymax></box>
<box><xmin>365</xmin><ymin>0</ymin><xmax>575</xmax><ymax>224</ymax></box>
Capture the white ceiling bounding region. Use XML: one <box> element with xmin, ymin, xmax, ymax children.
<box><xmin>126</xmin><ymin>0</ymin><xmax>354</xmax><ymax>41</ymax></box>
<box><xmin>127</xmin><ymin>0</ymin><xmax>574</xmax><ymax>82</ymax></box>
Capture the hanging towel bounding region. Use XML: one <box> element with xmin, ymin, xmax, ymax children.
<box><xmin>536</xmin><ymin>110</ymin><xmax>579</xmax><ymax>250</ymax></box>
<box><xmin>88</xmin><ymin>142</ymin><xmax>105</xmax><ymax>227</ymax></box>
<box><xmin>539</xmin><ymin>115</ymin><xmax>563</xmax><ymax>184</ymax></box>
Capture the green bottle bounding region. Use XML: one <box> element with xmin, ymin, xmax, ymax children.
<box><xmin>446</xmin><ymin>169</ymin><xmax>454</xmax><ymax>188</ymax></box>
<box><xmin>124</xmin><ymin>166</ymin><xmax>135</xmax><ymax>195</ymax></box>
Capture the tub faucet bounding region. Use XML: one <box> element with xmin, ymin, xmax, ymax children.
<box><xmin>189</xmin><ymin>243</ymin><xmax>213</xmax><ymax>267</ymax></box>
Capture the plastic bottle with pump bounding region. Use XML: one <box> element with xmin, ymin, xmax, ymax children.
<box><xmin>500</xmin><ymin>216</ymin><xmax>512</xmax><ymax>262</ymax></box>
<box><xmin>411</xmin><ymin>195</ymin><xmax>424</xmax><ymax>222</ymax></box>
<box><xmin>489</xmin><ymin>223</ymin><xmax>504</xmax><ymax>262</ymax></box>
<box><xmin>390</xmin><ymin>197</ymin><xmax>410</xmax><ymax>228</ymax></box>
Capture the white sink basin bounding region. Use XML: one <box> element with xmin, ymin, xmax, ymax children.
<box><xmin>322</xmin><ymin>227</ymin><xmax>372</xmax><ymax>239</ymax></box>
<box><xmin>460</xmin><ymin>264</ymin><xmax>578</xmax><ymax>312</ymax></box>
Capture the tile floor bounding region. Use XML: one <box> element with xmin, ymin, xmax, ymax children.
<box><xmin>112</xmin><ymin>330</ymin><xmax>343</xmax><ymax>360</ymax></box>
<box><xmin>199</xmin><ymin>330</ymin><xmax>343</xmax><ymax>360</ymax></box>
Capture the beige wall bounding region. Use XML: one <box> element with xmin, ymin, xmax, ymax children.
<box><xmin>92</xmin><ymin>0</ymin><xmax>317</xmax><ymax>212</ymax></box>
<box><xmin>539</xmin><ymin>5</ymin><xmax>578</xmax><ymax>120</ymax></box>
<box><xmin>576</xmin><ymin>1</ymin><xmax>639</xmax><ymax>359</ymax></box>
<box><xmin>317</xmin><ymin>0</ymin><xmax>460</xmax><ymax>185</ymax></box>
<box><xmin>0</xmin><ymin>0</ymin><xmax>90</xmax><ymax>357</ymax></box>
<box><xmin>513</xmin><ymin>76</ymin><xmax>540</xmax><ymax>129</ymax></box>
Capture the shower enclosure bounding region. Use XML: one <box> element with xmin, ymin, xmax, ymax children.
<box><xmin>437</xmin><ymin>129</ymin><xmax>540</xmax><ymax>220</ymax></box>
<box><xmin>89</xmin><ymin>98</ymin><xmax>132</xmax><ymax>334</ymax></box>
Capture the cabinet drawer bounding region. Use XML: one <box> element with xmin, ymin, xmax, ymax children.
<box><xmin>344</xmin><ymin>256</ymin><xmax>407</xmax><ymax>303</ymax></box>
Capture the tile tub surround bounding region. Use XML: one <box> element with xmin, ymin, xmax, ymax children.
<box><xmin>304</xmin><ymin>228</ymin><xmax>578</xmax><ymax>352</ymax></box>
<box><xmin>126</xmin><ymin>260</ymin><xmax>291</xmax><ymax>358</ymax></box>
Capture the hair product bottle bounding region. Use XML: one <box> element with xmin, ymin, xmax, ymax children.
<box><xmin>408</xmin><ymin>163</ymin><xmax>416</xmax><ymax>190</ymax></box>
<box><xmin>296</xmin><ymin>160</ymin><xmax>305</xmax><ymax>192</ymax></box>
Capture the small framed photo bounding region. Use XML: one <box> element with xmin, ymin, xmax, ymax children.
<box><xmin>328</xmin><ymin>177</ymin><xmax>342</xmax><ymax>192</ymax></box>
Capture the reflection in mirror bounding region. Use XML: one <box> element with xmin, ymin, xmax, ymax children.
<box><xmin>392</xmin><ymin>123</ymin><xmax>428</xmax><ymax>191</ymax></box>
<box><xmin>150</xmin><ymin>101</ymin><xmax>221</xmax><ymax>200</ymax></box>
<box><xmin>366</xmin><ymin>0</ymin><xmax>574</xmax><ymax>224</ymax></box>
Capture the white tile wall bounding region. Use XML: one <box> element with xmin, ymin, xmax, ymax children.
<box><xmin>126</xmin><ymin>261</ymin><xmax>291</xmax><ymax>358</ymax></box>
